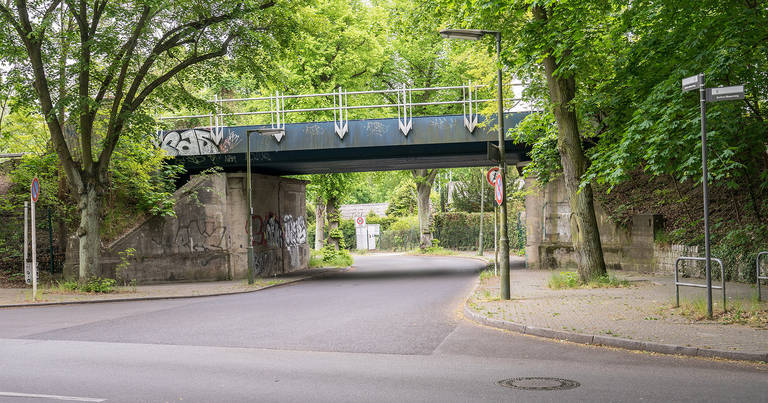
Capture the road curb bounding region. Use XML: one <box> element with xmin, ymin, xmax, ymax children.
<box><xmin>463</xmin><ymin>303</ymin><xmax>768</xmax><ymax>364</ymax></box>
<box><xmin>0</xmin><ymin>267</ymin><xmax>348</xmax><ymax>309</ymax></box>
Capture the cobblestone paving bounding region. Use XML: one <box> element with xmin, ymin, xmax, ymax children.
<box><xmin>469</xmin><ymin>266</ymin><xmax>768</xmax><ymax>354</ymax></box>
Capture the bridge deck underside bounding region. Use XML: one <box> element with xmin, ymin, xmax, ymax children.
<box><xmin>168</xmin><ymin>113</ymin><xmax>530</xmax><ymax>175</ymax></box>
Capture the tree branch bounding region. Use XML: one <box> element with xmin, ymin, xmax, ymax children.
<box><xmin>95</xmin><ymin>5</ymin><xmax>151</xmax><ymax>105</ymax></box>
<box><xmin>98</xmin><ymin>34</ymin><xmax>236</xmax><ymax>172</ymax></box>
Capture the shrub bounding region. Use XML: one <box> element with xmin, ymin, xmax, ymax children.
<box><xmin>57</xmin><ymin>277</ymin><xmax>116</xmax><ymax>293</ymax></box>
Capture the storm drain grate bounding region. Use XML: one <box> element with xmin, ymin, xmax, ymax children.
<box><xmin>497</xmin><ymin>377</ymin><xmax>580</xmax><ymax>391</ymax></box>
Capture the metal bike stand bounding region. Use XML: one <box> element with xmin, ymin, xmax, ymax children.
<box><xmin>757</xmin><ymin>252</ymin><xmax>768</xmax><ymax>302</ymax></box>
<box><xmin>674</xmin><ymin>256</ymin><xmax>726</xmax><ymax>312</ymax></box>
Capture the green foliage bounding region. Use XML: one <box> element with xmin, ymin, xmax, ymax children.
<box><xmin>449</xmin><ymin>168</ymin><xmax>496</xmax><ymax>213</ymax></box>
<box><xmin>410</xmin><ymin>240</ymin><xmax>457</xmax><ymax>256</ymax></box>
<box><xmin>509</xmin><ymin>112</ymin><xmax>561</xmax><ymax>184</ymax></box>
<box><xmin>388</xmin><ymin>215</ymin><xmax>419</xmax><ymax>232</ymax></box>
<box><xmin>379</xmin><ymin>228</ymin><xmax>420</xmax><ymax>251</ymax></box>
<box><xmin>386</xmin><ymin>180</ymin><xmax>417</xmax><ymax>217</ymax></box>
<box><xmin>379</xmin><ymin>215</ymin><xmax>421</xmax><ymax>251</ymax></box>
<box><xmin>309</xmin><ymin>250</ymin><xmax>324</xmax><ymax>268</ymax></box>
<box><xmin>58</xmin><ymin>277</ymin><xmax>116</xmax><ymax>293</ymax></box>
<box><xmin>433</xmin><ymin>212</ymin><xmax>526</xmax><ymax>251</ymax></box>
<box><xmin>365</xmin><ymin>213</ymin><xmax>396</xmax><ymax>231</ymax></box>
<box><xmin>584</xmin><ymin>0</ymin><xmax>768</xmax><ymax>190</ymax></box>
<box><xmin>319</xmin><ymin>245</ymin><xmax>354</xmax><ymax>267</ymax></box>
<box><xmin>114</xmin><ymin>248</ymin><xmax>136</xmax><ymax>286</ymax></box>
<box><xmin>548</xmin><ymin>271</ymin><xmax>630</xmax><ymax>289</ymax></box>
<box><xmin>548</xmin><ymin>271</ymin><xmax>580</xmax><ymax>289</ymax></box>
<box><xmin>340</xmin><ymin>219</ymin><xmax>355</xmax><ymax>250</ymax></box>
<box><xmin>711</xmin><ymin>224</ymin><xmax>768</xmax><ymax>283</ymax></box>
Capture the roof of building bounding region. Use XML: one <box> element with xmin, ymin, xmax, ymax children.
<box><xmin>339</xmin><ymin>203</ymin><xmax>389</xmax><ymax>220</ymax></box>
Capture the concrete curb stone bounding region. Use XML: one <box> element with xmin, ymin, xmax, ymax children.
<box><xmin>463</xmin><ymin>297</ymin><xmax>768</xmax><ymax>364</ymax></box>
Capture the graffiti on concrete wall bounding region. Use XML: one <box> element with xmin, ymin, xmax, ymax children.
<box><xmin>174</xmin><ymin>219</ymin><xmax>228</xmax><ymax>252</ymax></box>
<box><xmin>254</xmin><ymin>251</ymin><xmax>279</xmax><ymax>275</ymax></box>
<box><xmin>252</xmin><ymin>213</ymin><xmax>283</xmax><ymax>248</ymax></box>
<box><xmin>158</xmin><ymin>128</ymin><xmax>240</xmax><ymax>156</ymax></box>
<box><xmin>283</xmin><ymin>215</ymin><xmax>307</xmax><ymax>247</ymax></box>
<box><xmin>248</xmin><ymin>213</ymin><xmax>307</xmax><ymax>270</ymax></box>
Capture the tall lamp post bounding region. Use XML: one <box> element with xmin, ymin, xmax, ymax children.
<box><xmin>440</xmin><ymin>28</ymin><xmax>510</xmax><ymax>300</ymax></box>
<box><xmin>245</xmin><ymin>130</ymin><xmax>255</xmax><ymax>285</ymax></box>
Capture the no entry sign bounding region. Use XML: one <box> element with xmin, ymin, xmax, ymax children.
<box><xmin>30</xmin><ymin>177</ymin><xmax>40</xmax><ymax>202</ymax></box>
<box><xmin>355</xmin><ymin>216</ymin><xmax>366</xmax><ymax>227</ymax></box>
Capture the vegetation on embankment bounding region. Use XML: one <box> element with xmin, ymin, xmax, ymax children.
<box><xmin>595</xmin><ymin>169</ymin><xmax>768</xmax><ymax>283</ymax></box>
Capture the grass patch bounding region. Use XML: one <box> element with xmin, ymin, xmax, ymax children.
<box><xmin>242</xmin><ymin>279</ymin><xmax>286</xmax><ymax>288</ymax></box>
<box><xmin>407</xmin><ymin>246</ymin><xmax>457</xmax><ymax>256</ymax></box>
<box><xmin>676</xmin><ymin>298</ymin><xmax>768</xmax><ymax>328</ymax></box>
<box><xmin>479</xmin><ymin>269</ymin><xmax>497</xmax><ymax>282</ymax></box>
<box><xmin>548</xmin><ymin>271</ymin><xmax>631</xmax><ymax>289</ymax></box>
<box><xmin>309</xmin><ymin>248</ymin><xmax>354</xmax><ymax>268</ymax></box>
<box><xmin>52</xmin><ymin>277</ymin><xmax>117</xmax><ymax>294</ymax></box>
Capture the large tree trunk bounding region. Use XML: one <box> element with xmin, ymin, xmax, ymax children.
<box><xmin>77</xmin><ymin>183</ymin><xmax>102</xmax><ymax>279</ymax></box>
<box><xmin>325</xmin><ymin>197</ymin><xmax>340</xmax><ymax>250</ymax></box>
<box><xmin>534</xmin><ymin>6</ymin><xmax>607</xmax><ymax>282</ymax></box>
<box><xmin>315</xmin><ymin>196</ymin><xmax>325</xmax><ymax>250</ymax></box>
<box><xmin>412</xmin><ymin>169</ymin><xmax>438</xmax><ymax>250</ymax></box>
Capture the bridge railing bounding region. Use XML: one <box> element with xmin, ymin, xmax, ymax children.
<box><xmin>159</xmin><ymin>82</ymin><xmax>530</xmax><ymax>139</ymax></box>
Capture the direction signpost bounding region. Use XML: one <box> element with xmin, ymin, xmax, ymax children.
<box><xmin>682</xmin><ymin>74</ymin><xmax>745</xmax><ymax>318</ymax></box>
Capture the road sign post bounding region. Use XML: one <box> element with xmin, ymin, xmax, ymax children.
<box><xmin>682</xmin><ymin>74</ymin><xmax>745</xmax><ymax>318</ymax></box>
<box><xmin>23</xmin><ymin>201</ymin><xmax>29</xmax><ymax>285</ymax></box>
<box><xmin>30</xmin><ymin>177</ymin><xmax>39</xmax><ymax>300</ymax></box>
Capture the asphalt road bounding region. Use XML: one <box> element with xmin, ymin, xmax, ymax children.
<box><xmin>0</xmin><ymin>255</ymin><xmax>765</xmax><ymax>402</ymax></box>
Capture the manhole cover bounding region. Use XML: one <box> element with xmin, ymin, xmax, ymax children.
<box><xmin>498</xmin><ymin>377</ymin><xmax>580</xmax><ymax>391</ymax></box>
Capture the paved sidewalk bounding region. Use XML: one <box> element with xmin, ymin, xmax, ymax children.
<box><xmin>0</xmin><ymin>268</ymin><xmax>344</xmax><ymax>308</ymax></box>
<box><xmin>466</xmin><ymin>257</ymin><xmax>768</xmax><ymax>362</ymax></box>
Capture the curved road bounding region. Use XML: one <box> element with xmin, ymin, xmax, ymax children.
<box><xmin>0</xmin><ymin>255</ymin><xmax>765</xmax><ymax>402</ymax></box>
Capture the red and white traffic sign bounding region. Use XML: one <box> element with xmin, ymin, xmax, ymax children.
<box><xmin>486</xmin><ymin>167</ymin><xmax>500</xmax><ymax>186</ymax></box>
<box><xmin>355</xmin><ymin>216</ymin><xmax>366</xmax><ymax>227</ymax></box>
<box><xmin>30</xmin><ymin>177</ymin><xmax>40</xmax><ymax>202</ymax></box>
<box><xmin>494</xmin><ymin>175</ymin><xmax>504</xmax><ymax>206</ymax></box>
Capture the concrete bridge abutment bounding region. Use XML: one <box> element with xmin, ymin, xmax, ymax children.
<box><xmin>524</xmin><ymin>176</ymin><xmax>663</xmax><ymax>273</ymax></box>
<box><xmin>64</xmin><ymin>172</ymin><xmax>309</xmax><ymax>284</ymax></box>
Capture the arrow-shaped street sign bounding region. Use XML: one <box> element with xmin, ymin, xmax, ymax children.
<box><xmin>682</xmin><ymin>74</ymin><xmax>703</xmax><ymax>92</ymax></box>
<box><xmin>706</xmin><ymin>85</ymin><xmax>745</xmax><ymax>102</ymax></box>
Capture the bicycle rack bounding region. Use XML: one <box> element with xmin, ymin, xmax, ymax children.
<box><xmin>674</xmin><ymin>256</ymin><xmax>726</xmax><ymax>311</ymax></box>
<box><xmin>757</xmin><ymin>252</ymin><xmax>768</xmax><ymax>301</ymax></box>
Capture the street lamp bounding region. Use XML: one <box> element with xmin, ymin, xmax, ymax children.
<box><xmin>245</xmin><ymin>130</ymin><xmax>256</xmax><ymax>285</ymax></box>
<box><xmin>440</xmin><ymin>28</ymin><xmax>511</xmax><ymax>300</ymax></box>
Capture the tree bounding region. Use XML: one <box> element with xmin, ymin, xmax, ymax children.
<box><xmin>438</xmin><ymin>0</ymin><xmax>609</xmax><ymax>281</ymax></box>
<box><xmin>0</xmin><ymin>0</ymin><xmax>287</xmax><ymax>278</ymax></box>
<box><xmin>412</xmin><ymin>169</ymin><xmax>438</xmax><ymax>249</ymax></box>
<box><xmin>308</xmin><ymin>173</ymin><xmax>356</xmax><ymax>251</ymax></box>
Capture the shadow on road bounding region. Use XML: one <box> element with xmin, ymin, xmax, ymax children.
<box><xmin>314</xmin><ymin>265</ymin><xmax>483</xmax><ymax>282</ymax></box>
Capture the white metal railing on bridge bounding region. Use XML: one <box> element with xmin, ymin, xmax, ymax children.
<box><xmin>159</xmin><ymin>82</ymin><xmax>529</xmax><ymax>141</ymax></box>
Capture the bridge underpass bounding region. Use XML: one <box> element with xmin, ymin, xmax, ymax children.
<box><xmin>65</xmin><ymin>84</ymin><xmax>537</xmax><ymax>283</ymax></box>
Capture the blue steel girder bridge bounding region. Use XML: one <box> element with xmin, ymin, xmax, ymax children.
<box><xmin>158</xmin><ymin>83</ymin><xmax>532</xmax><ymax>175</ymax></box>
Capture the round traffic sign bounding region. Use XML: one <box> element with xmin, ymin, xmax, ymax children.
<box><xmin>30</xmin><ymin>177</ymin><xmax>40</xmax><ymax>202</ymax></box>
<box><xmin>356</xmin><ymin>217</ymin><xmax>365</xmax><ymax>225</ymax></box>
<box><xmin>486</xmin><ymin>167</ymin><xmax>500</xmax><ymax>186</ymax></box>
